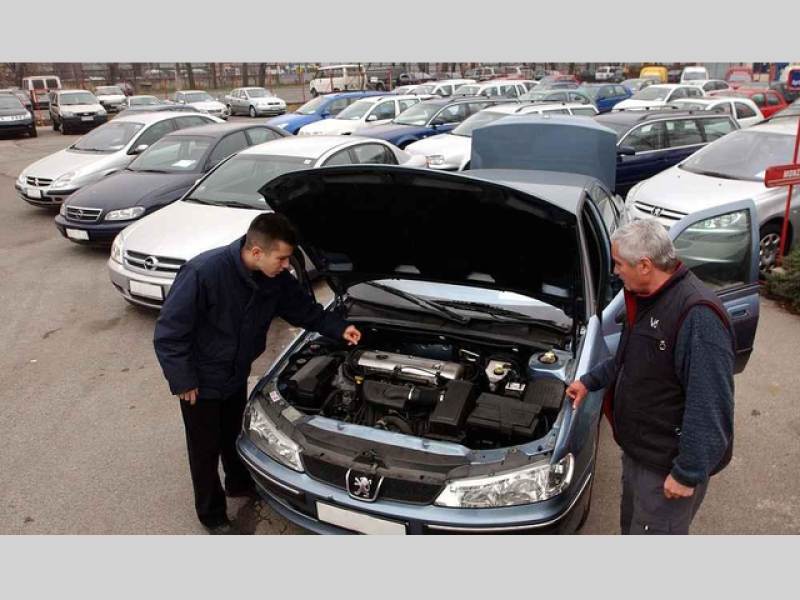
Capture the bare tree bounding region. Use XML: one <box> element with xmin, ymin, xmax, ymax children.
<box><xmin>4</xmin><ymin>63</ymin><xmax>27</xmax><ymax>87</ymax></box>
<box><xmin>241</xmin><ymin>63</ymin><xmax>249</xmax><ymax>87</ymax></box>
<box><xmin>185</xmin><ymin>63</ymin><xmax>196</xmax><ymax>89</ymax></box>
<box><xmin>210</xmin><ymin>63</ymin><xmax>218</xmax><ymax>90</ymax></box>
<box><xmin>258</xmin><ymin>63</ymin><xmax>266</xmax><ymax>88</ymax></box>
<box><xmin>107</xmin><ymin>63</ymin><xmax>119</xmax><ymax>84</ymax></box>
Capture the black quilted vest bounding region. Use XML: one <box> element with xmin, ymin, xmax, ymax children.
<box><xmin>612</xmin><ymin>263</ymin><xmax>734</xmax><ymax>475</ymax></box>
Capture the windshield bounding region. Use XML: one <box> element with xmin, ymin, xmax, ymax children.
<box><xmin>184</xmin><ymin>155</ymin><xmax>312</xmax><ymax>208</ymax></box>
<box><xmin>393</xmin><ymin>103</ymin><xmax>441</xmax><ymax>126</ymax></box>
<box><xmin>71</xmin><ymin>121</ymin><xmax>144</xmax><ymax>152</ymax></box>
<box><xmin>453</xmin><ymin>85</ymin><xmax>480</xmax><ymax>96</ymax></box>
<box><xmin>129</xmin><ymin>136</ymin><xmax>213</xmax><ymax>173</ymax></box>
<box><xmin>0</xmin><ymin>96</ymin><xmax>24</xmax><ymax>110</ymax></box>
<box><xmin>61</xmin><ymin>92</ymin><xmax>98</xmax><ymax>105</ymax></box>
<box><xmin>96</xmin><ymin>86</ymin><xmax>123</xmax><ymax>95</ymax></box>
<box><xmin>632</xmin><ymin>87</ymin><xmax>670</xmax><ymax>101</ymax></box>
<box><xmin>728</xmin><ymin>73</ymin><xmax>751</xmax><ymax>83</ymax></box>
<box><xmin>451</xmin><ymin>110</ymin><xmax>507</xmax><ymax>136</ymax></box>
<box><xmin>130</xmin><ymin>96</ymin><xmax>160</xmax><ymax>106</ymax></box>
<box><xmin>295</xmin><ymin>96</ymin><xmax>327</xmax><ymax>115</ymax></box>
<box><xmin>680</xmin><ymin>130</ymin><xmax>796</xmax><ymax>181</ymax></box>
<box><xmin>673</xmin><ymin>101</ymin><xmax>707</xmax><ymax>110</ymax></box>
<box><xmin>683</xmin><ymin>72</ymin><xmax>706</xmax><ymax>81</ymax></box>
<box><xmin>185</xmin><ymin>92</ymin><xmax>213</xmax><ymax>103</ymax></box>
<box><xmin>335</xmin><ymin>99</ymin><xmax>374</xmax><ymax>120</ymax></box>
<box><xmin>415</xmin><ymin>84</ymin><xmax>436</xmax><ymax>94</ymax></box>
<box><xmin>246</xmin><ymin>88</ymin><xmax>271</xmax><ymax>98</ymax></box>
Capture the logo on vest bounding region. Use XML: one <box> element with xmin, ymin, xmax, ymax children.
<box><xmin>650</xmin><ymin>317</ymin><xmax>659</xmax><ymax>329</ymax></box>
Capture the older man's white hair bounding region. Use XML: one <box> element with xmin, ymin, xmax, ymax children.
<box><xmin>611</xmin><ymin>219</ymin><xmax>678</xmax><ymax>270</ymax></box>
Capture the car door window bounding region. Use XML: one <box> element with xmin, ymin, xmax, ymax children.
<box><xmin>673</xmin><ymin>209</ymin><xmax>752</xmax><ymax>290</ymax></box>
<box><xmin>665</xmin><ymin>118</ymin><xmax>704</xmax><ymax>147</ymax></box>
<box><xmin>734</xmin><ymin>102</ymin><xmax>757</xmax><ymax>119</ymax></box>
<box><xmin>572</xmin><ymin>107</ymin><xmax>598</xmax><ymax>116</ymax></box>
<box><xmin>687</xmin><ymin>87</ymin><xmax>703</xmax><ymax>97</ymax></box>
<box><xmin>766</xmin><ymin>93</ymin><xmax>782</xmax><ymax>106</ymax></box>
<box><xmin>750</xmin><ymin>93</ymin><xmax>766</xmax><ymax>107</ymax></box>
<box><xmin>669</xmin><ymin>87</ymin><xmax>688</xmax><ymax>100</ymax></box>
<box><xmin>589</xmin><ymin>185</ymin><xmax>620</xmax><ymax>234</ymax></box>
<box><xmin>327</xmin><ymin>98</ymin><xmax>350</xmax><ymax>115</ymax></box>
<box><xmin>132</xmin><ymin>119</ymin><xmax>176</xmax><ymax>150</ymax></box>
<box><xmin>614</xmin><ymin>85</ymin><xmax>627</xmax><ymax>96</ymax></box>
<box><xmin>466</xmin><ymin>101</ymin><xmax>492</xmax><ymax>115</ymax></box>
<box><xmin>569</xmin><ymin>92</ymin><xmax>588</xmax><ymax>103</ymax></box>
<box><xmin>369</xmin><ymin>101</ymin><xmax>396</xmax><ymax>121</ymax></box>
<box><xmin>397</xmin><ymin>99</ymin><xmax>417</xmax><ymax>113</ymax></box>
<box><xmin>246</xmin><ymin>127</ymin><xmax>281</xmax><ymax>146</ymax></box>
<box><xmin>435</xmin><ymin>104</ymin><xmax>467</xmax><ymax>124</ymax></box>
<box><xmin>699</xmin><ymin>116</ymin><xmax>736</xmax><ymax>141</ymax></box>
<box><xmin>352</xmin><ymin>143</ymin><xmax>397</xmax><ymax>164</ymax></box>
<box><xmin>174</xmin><ymin>115</ymin><xmax>214</xmax><ymax>129</ymax></box>
<box><xmin>207</xmin><ymin>131</ymin><xmax>248</xmax><ymax>167</ymax></box>
<box><xmin>322</xmin><ymin>149</ymin><xmax>353</xmax><ymax>166</ymax></box>
<box><xmin>622</xmin><ymin>121</ymin><xmax>666</xmax><ymax>152</ymax></box>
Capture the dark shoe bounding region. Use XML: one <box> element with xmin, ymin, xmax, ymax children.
<box><xmin>204</xmin><ymin>520</ymin><xmax>240</xmax><ymax>535</ymax></box>
<box><xmin>225</xmin><ymin>485</ymin><xmax>257</xmax><ymax>498</ymax></box>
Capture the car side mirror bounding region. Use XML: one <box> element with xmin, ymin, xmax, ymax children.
<box><xmin>321</xmin><ymin>110</ymin><xmax>331</xmax><ymax>118</ymax></box>
<box><xmin>618</xmin><ymin>144</ymin><xmax>636</xmax><ymax>156</ymax></box>
<box><xmin>366</xmin><ymin>114</ymin><xmax>378</xmax><ymax>122</ymax></box>
<box><xmin>131</xmin><ymin>144</ymin><xmax>149</xmax><ymax>155</ymax></box>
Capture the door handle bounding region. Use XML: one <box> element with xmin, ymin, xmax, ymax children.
<box><xmin>729</xmin><ymin>306</ymin><xmax>749</xmax><ymax>319</ymax></box>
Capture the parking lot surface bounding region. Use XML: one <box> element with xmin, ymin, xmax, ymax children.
<box><xmin>0</xmin><ymin>123</ymin><xmax>798</xmax><ymax>534</ymax></box>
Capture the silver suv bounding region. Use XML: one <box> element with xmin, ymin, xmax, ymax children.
<box><xmin>49</xmin><ymin>90</ymin><xmax>107</xmax><ymax>134</ymax></box>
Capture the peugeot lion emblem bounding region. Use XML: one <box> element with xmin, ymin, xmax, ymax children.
<box><xmin>143</xmin><ymin>256</ymin><xmax>160</xmax><ymax>271</ymax></box>
<box><xmin>345</xmin><ymin>468</ymin><xmax>383</xmax><ymax>502</ymax></box>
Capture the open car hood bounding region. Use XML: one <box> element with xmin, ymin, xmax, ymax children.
<box><xmin>470</xmin><ymin>115</ymin><xmax>617</xmax><ymax>191</ymax></box>
<box><xmin>260</xmin><ymin>166</ymin><xmax>582</xmax><ymax>316</ymax></box>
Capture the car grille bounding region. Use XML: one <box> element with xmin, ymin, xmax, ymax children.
<box><xmin>76</xmin><ymin>111</ymin><xmax>96</xmax><ymax>117</ymax></box>
<box><xmin>633</xmin><ymin>201</ymin><xmax>687</xmax><ymax>222</ymax></box>
<box><xmin>124</xmin><ymin>250</ymin><xmax>185</xmax><ymax>275</ymax></box>
<box><xmin>26</xmin><ymin>176</ymin><xmax>53</xmax><ymax>187</ymax></box>
<box><xmin>65</xmin><ymin>206</ymin><xmax>102</xmax><ymax>222</ymax></box>
<box><xmin>302</xmin><ymin>455</ymin><xmax>443</xmax><ymax>505</ymax></box>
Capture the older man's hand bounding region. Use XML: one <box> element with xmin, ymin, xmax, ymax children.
<box><xmin>566</xmin><ymin>380</ymin><xmax>588</xmax><ymax>409</ymax></box>
<box><xmin>178</xmin><ymin>388</ymin><xmax>198</xmax><ymax>405</ymax></box>
<box><xmin>343</xmin><ymin>325</ymin><xmax>362</xmax><ymax>346</ymax></box>
<box><xmin>664</xmin><ymin>474</ymin><xmax>695</xmax><ymax>499</ymax></box>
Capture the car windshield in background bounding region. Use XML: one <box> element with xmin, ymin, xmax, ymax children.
<box><xmin>61</xmin><ymin>93</ymin><xmax>98</xmax><ymax>105</ymax></box>
<box><xmin>453</xmin><ymin>85</ymin><xmax>480</xmax><ymax>96</ymax></box>
<box><xmin>130</xmin><ymin>96</ymin><xmax>160</xmax><ymax>106</ymax></box>
<box><xmin>728</xmin><ymin>73</ymin><xmax>751</xmax><ymax>83</ymax></box>
<box><xmin>683</xmin><ymin>72</ymin><xmax>705</xmax><ymax>81</ymax></box>
<box><xmin>295</xmin><ymin>96</ymin><xmax>327</xmax><ymax>115</ymax></box>
<box><xmin>393</xmin><ymin>103</ymin><xmax>441</xmax><ymax>126</ymax></box>
<box><xmin>184</xmin><ymin>155</ymin><xmax>312</xmax><ymax>209</ymax></box>
<box><xmin>0</xmin><ymin>96</ymin><xmax>24</xmax><ymax>109</ymax></box>
<box><xmin>674</xmin><ymin>101</ymin><xmax>707</xmax><ymax>110</ymax></box>
<box><xmin>415</xmin><ymin>84</ymin><xmax>436</xmax><ymax>94</ymax></box>
<box><xmin>579</xmin><ymin>86</ymin><xmax>600</xmax><ymax>99</ymax></box>
<box><xmin>632</xmin><ymin>87</ymin><xmax>670</xmax><ymax>101</ymax></box>
<box><xmin>246</xmin><ymin>88</ymin><xmax>271</xmax><ymax>98</ymax></box>
<box><xmin>96</xmin><ymin>87</ymin><xmax>123</xmax><ymax>95</ymax></box>
<box><xmin>451</xmin><ymin>111</ymin><xmax>507</xmax><ymax>136</ymax></box>
<box><xmin>71</xmin><ymin>121</ymin><xmax>144</xmax><ymax>152</ymax></box>
<box><xmin>185</xmin><ymin>92</ymin><xmax>213</xmax><ymax>103</ymax></box>
<box><xmin>129</xmin><ymin>136</ymin><xmax>213</xmax><ymax>173</ymax></box>
<box><xmin>680</xmin><ymin>130</ymin><xmax>795</xmax><ymax>181</ymax></box>
<box><xmin>336</xmin><ymin>100</ymin><xmax>374</xmax><ymax>120</ymax></box>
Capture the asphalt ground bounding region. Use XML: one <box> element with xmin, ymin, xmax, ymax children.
<box><xmin>0</xmin><ymin>121</ymin><xmax>798</xmax><ymax>535</ymax></box>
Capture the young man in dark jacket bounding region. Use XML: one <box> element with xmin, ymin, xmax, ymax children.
<box><xmin>567</xmin><ymin>219</ymin><xmax>734</xmax><ymax>535</ymax></box>
<box><xmin>154</xmin><ymin>213</ymin><xmax>361</xmax><ymax>534</ymax></box>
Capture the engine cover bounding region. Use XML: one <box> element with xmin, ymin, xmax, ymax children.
<box><xmin>354</xmin><ymin>350</ymin><xmax>464</xmax><ymax>385</ymax></box>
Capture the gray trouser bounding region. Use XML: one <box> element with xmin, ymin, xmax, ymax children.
<box><xmin>620</xmin><ymin>453</ymin><xmax>709</xmax><ymax>535</ymax></box>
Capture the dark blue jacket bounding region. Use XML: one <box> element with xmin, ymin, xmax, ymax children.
<box><xmin>153</xmin><ymin>236</ymin><xmax>348</xmax><ymax>399</ymax></box>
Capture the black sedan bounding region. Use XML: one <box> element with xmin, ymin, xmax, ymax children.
<box><xmin>54</xmin><ymin>122</ymin><xmax>288</xmax><ymax>244</ymax></box>
<box><xmin>0</xmin><ymin>93</ymin><xmax>36</xmax><ymax>138</ymax></box>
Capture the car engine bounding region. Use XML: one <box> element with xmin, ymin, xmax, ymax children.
<box><xmin>276</xmin><ymin>330</ymin><xmax>568</xmax><ymax>450</ymax></box>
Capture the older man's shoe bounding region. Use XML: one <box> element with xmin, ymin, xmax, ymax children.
<box><xmin>204</xmin><ymin>520</ymin><xmax>239</xmax><ymax>535</ymax></box>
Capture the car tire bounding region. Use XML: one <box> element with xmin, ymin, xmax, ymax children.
<box><xmin>310</xmin><ymin>88</ymin><xmax>318</xmax><ymax>97</ymax></box>
<box><xmin>226</xmin><ymin>104</ymin><xmax>233</xmax><ymax>115</ymax></box>
<box><xmin>759</xmin><ymin>222</ymin><xmax>790</xmax><ymax>274</ymax></box>
<box><xmin>249</xmin><ymin>105</ymin><xmax>257</xmax><ymax>118</ymax></box>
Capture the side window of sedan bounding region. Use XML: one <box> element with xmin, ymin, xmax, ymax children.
<box><xmin>699</xmin><ymin>117</ymin><xmax>736</xmax><ymax>142</ymax></box>
<box><xmin>735</xmin><ymin>102</ymin><xmax>757</xmax><ymax>119</ymax></box>
<box><xmin>751</xmin><ymin>93</ymin><xmax>766</xmax><ymax>107</ymax></box>
<box><xmin>589</xmin><ymin>185</ymin><xmax>620</xmax><ymax>234</ymax></box>
<box><xmin>398</xmin><ymin>99</ymin><xmax>418</xmax><ymax>113</ymax></box>
<box><xmin>207</xmin><ymin>131</ymin><xmax>248</xmax><ymax>168</ymax></box>
<box><xmin>687</xmin><ymin>87</ymin><xmax>703</xmax><ymax>97</ymax></box>
<box><xmin>370</xmin><ymin>101</ymin><xmax>396</xmax><ymax>120</ymax></box>
<box><xmin>435</xmin><ymin>104</ymin><xmax>465</xmax><ymax>124</ymax></box>
<box><xmin>328</xmin><ymin>98</ymin><xmax>350</xmax><ymax>115</ymax></box>
<box><xmin>174</xmin><ymin>115</ymin><xmax>214</xmax><ymax>129</ymax></box>
<box><xmin>322</xmin><ymin>149</ymin><xmax>353</xmax><ymax>166</ymax></box>
<box><xmin>133</xmin><ymin>120</ymin><xmax>177</xmax><ymax>150</ymax></box>
<box><xmin>665</xmin><ymin>118</ymin><xmax>704</xmax><ymax>147</ymax></box>
<box><xmin>623</xmin><ymin>121</ymin><xmax>666</xmax><ymax>152</ymax></box>
<box><xmin>246</xmin><ymin>127</ymin><xmax>281</xmax><ymax>146</ymax></box>
<box><xmin>669</xmin><ymin>87</ymin><xmax>688</xmax><ymax>100</ymax></box>
<box><xmin>766</xmin><ymin>93</ymin><xmax>782</xmax><ymax>106</ymax></box>
<box><xmin>352</xmin><ymin>143</ymin><xmax>397</xmax><ymax>165</ymax></box>
<box><xmin>614</xmin><ymin>85</ymin><xmax>627</xmax><ymax>96</ymax></box>
<box><xmin>569</xmin><ymin>92</ymin><xmax>588</xmax><ymax>103</ymax></box>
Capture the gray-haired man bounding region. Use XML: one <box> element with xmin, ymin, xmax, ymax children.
<box><xmin>567</xmin><ymin>219</ymin><xmax>735</xmax><ymax>534</ymax></box>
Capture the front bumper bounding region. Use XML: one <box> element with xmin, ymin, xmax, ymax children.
<box><xmin>62</xmin><ymin>114</ymin><xmax>108</xmax><ymax>128</ymax></box>
<box><xmin>254</xmin><ymin>106</ymin><xmax>286</xmax><ymax>116</ymax></box>
<box><xmin>15</xmin><ymin>182</ymin><xmax>78</xmax><ymax>208</ymax></box>
<box><xmin>54</xmin><ymin>214</ymin><xmax>126</xmax><ymax>244</ymax></box>
<box><xmin>237</xmin><ymin>435</ymin><xmax>591</xmax><ymax>535</ymax></box>
<box><xmin>0</xmin><ymin>120</ymin><xmax>35</xmax><ymax>135</ymax></box>
<box><xmin>107</xmin><ymin>256</ymin><xmax>173</xmax><ymax>309</ymax></box>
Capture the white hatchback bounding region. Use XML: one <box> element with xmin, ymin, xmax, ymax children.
<box><xmin>671</xmin><ymin>97</ymin><xmax>764</xmax><ymax>128</ymax></box>
<box><xmin>614</xmin><ymin>84</ymin><xmax>705</xmax><ymax>110</ymax></box>
<box><xmin>297</xmin><ymin>95</ymin><xmax>421</xmax><ymax>135</ymax></box>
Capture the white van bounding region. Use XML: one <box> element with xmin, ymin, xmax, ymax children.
<box><xmin>21</xmin><ymin>75</ymin><xmax>62</xmax><ymax>109</ymax></box>
<box><xmin>309</xmin><ymin>65</ymin><xmax>365</xmax><ymax>97</ymax></box>
<box><xmin>680</xmin><ymin>66</ymin><xmax>709</xmax><ymax>82</ymax></box>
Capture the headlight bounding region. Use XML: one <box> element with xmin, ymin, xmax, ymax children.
<box><xmin>247</xmin><ymin>399</ymin><xmax>304</xmax><ymax>472</ymax></box>
<box><xmin>17</xmin><ymin>172</ymin><xmax>26</xmax><ymax>185</ymax></box>
<box><xmin>98</xmin><ymin>108</ymin><xmax>107</xmax><ymax>115</ymax></box>
<box><xmin>686</xmin><ymin>210</ymin><xmax>747</xmax><ymax>232</ymax></box>
<box><xmin>50</xmin><ymin>172</ymin><xmax>76</xmax><ymax>189</ymax></box>
<box><xmin>426</xmin><ymin>154</ymin><xmax>446</xmax><ymax>166</ymax></box>
<box><xmin>61</xmin><ymin>110</ymin><xmax>74</xmax><ymax>117</ymax></box>
<box><xmin>434</xmin><ymin>453</ymin><xmax>574</xmax><ymax>508</ymax></box>
<box><xmin>59</xmin><ymin>203</ymin><xmax>66</xmax><ymax>216</ymax></box>
<box><xmin>105</xmin><ymin>207</ymin><xmax>145</xmax><ymax>221</ymax></box>
<box><xmin>110</xmin><ymin>234</ymin><xmax>124</xmax><ymax>263</ymax></box>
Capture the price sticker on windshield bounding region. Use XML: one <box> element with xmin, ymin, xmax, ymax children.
<box><xmin>765</xmin><ymin>164</ymin><xmax>800</xmax><ymax>188</ymax></box>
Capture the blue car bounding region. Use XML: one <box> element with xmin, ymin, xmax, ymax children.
<box><xmin>266</xmin><ymin>91</ymin><xmax>387</xmax><ymax>135</ymax></box>
<box><xmin>236</xmin><ymin>117</ymin><xmax>759</xmax><ymax>534</ymax></box>
<box><xmin>579</xmin><ymin>83</ymin><xmax>632</xmax><ymax>113</ymax></box>
<box><xmin>352</xmin><ymin>97</ymin><xmax>508</xmax><ymax>148</ymax></box>
<box><xmin>595</xmin><ymin>109</ymin><xmax>739</xmax><ymax>196</ymax></box>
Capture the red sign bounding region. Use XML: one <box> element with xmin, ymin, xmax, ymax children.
<box><xmin>764</xmin><ymin>163</ymin><xmax>800</xmax><ymax>187</ymax></box>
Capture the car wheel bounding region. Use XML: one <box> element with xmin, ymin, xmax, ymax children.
<box><xmin>310</xmin><ymin>88</ymin><xmax>318</xmax><ymax>98</ymax></box>
<box><xmin>249</xmin><ymin>105</ymin><xmax>257</xmax><ymax>118</ymax></box>
<box><xmin>226</xmin><ymin>104</ymin><xmax>233</xmax><ymax>115</ymax></box>
<box><xmin>62</xmin><ymin>122</ymin><xmax>70</xmax><ymax>135</ymax></box>
<box><xmin>759</xmin><ymin>222</ymin><xmax>789</xmax><ymax>274</ymax></box>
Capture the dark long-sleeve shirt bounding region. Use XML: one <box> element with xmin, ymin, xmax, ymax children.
<box><xmin>581</xmin><ymin>305</ymin><xmax>734</xmax><ymax>486</ymax></box>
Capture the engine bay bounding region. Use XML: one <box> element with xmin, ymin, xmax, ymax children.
<box><xmin>276</xmin><ymin>326</ymin><xmax>570</xmax><ymax>450</ymax></box>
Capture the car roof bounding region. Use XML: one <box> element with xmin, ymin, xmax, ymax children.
<box><xmin>748</xmin><ymin>119</ymin><xmax>800</xmax><ymax>135</ymax></box>
<box><xmin>113</xmin><ymin>111</ymin><xmax>213</xmax><ymax>125</ymax></box>
<box><xmin>484</xmin><ymin>102</ymin><xmax>591</xmax><ymax>115</ymax></box>
<box><xmin>163</xmin><ymin>121</ymin><xmax>280</xmax><ymax>139</ymax></box>
<box><xmin>58</xmin><ymin>89</ymin><xmax>94</xmax><ymax>95</ymax></box>
<box><xmin>596</xmin><ymin>108</ymin><xmax>715</xmax><ymax>126</ymax></box>
<box><xmin>324</xmin><ymin>91</ymin><xmax>386</xmax><ymax>100</ymax></box>
<box><xmin>177</xmin><ymin>90</ymin><xmax>210</xmax><ymax>94</ymax></box>
<box><xmin>239</xmin><ymin>135</ymin><xmax>385</xmax><ymax>158</ymax></box>
<box><xmin>467</xmin><ymin>169</ymin><xmax>592</xmax><ymax>215</ymax></box>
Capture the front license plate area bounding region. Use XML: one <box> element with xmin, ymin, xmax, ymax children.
<box><xmin>316</xmin><ymin>502</ymin><xmax>406</xmax><ymax>535</ymax></box>
<box><xmin>129</xmin><ymin>280</ymin><xmax>163</xmax><ymax>300</ymax></box>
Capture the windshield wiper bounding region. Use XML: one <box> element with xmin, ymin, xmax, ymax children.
<box><xmin>218</xmin><ymin>200</ymin><xmax>261</xmax><ymax>209</ymax></box>
<box><xmin>436</xmin><ymin>300</ymin><xmax>571</xmax><ymax>333</ymax></box>
<box><xmin>133</xmin><ymin>168</ymin><xmax>168</xmax><ymax>174</ymax></box>
<box><xmin>360</xmin><ymin>282</ymin><xmax>469</xmax><ymax>324</ymax></box>
<box><xmin>183</xmin><ymin>197</ymin><xmax>217</xmax><ymax>205</ymax></box>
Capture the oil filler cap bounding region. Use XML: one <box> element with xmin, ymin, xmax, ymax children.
<box><xmin>538</xmin><ymin>351</ymin><xmax>558</xmax><ymax>365</ymax></box>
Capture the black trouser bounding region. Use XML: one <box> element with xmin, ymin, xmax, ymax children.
<box><xmin>620</xmin><ymin>453</ymin><xmax>709</xmax><ymax>535</ymax></box>
<box><xmin>179</xmin><ymin>386</ymin><xmax>254</xmax><ymax>527</ymax></box>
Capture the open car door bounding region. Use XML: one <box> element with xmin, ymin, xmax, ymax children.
<box><xmin>602</xmin><ymin>198</ymin><xmax>760</xmax><ymax>373</ymax></box>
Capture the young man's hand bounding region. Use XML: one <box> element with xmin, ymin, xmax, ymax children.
<box><xmin>178</xmin><ymin>388</ymin><xmax>199</xmax><ymax>405</ymax></box>
<box><xmin>566</xmin><ymin>380</ymin><xmax>588</xmax><ymax>409</ymax></box>
<box><xmin>342</xmin><ymin>325</ymin><xmax>362</xmax><ymax>346</ymax></box>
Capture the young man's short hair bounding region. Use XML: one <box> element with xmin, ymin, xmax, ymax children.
<box><xmin>245</xmin><ymin>213</ymin><xmax>298</xmax><ymax>250</ymax></box>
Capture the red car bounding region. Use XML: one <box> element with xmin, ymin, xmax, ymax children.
<box><xmin>724</xmin><ymin>67</ymin><xmax>753</xmax><ymax>89</ymax></box>
<box><xmin>709</xmin><ymin>87</ymin><xmax>788</xmax><ymax>118</ymax></box>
